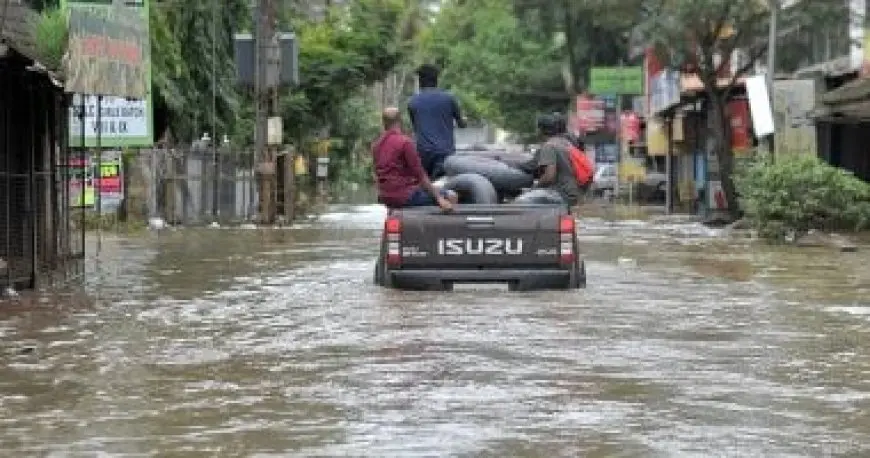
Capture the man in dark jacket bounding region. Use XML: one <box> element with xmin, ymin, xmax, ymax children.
<box><xmin>407</xmin><ymin>64</ymin><xmax>467</xmax><ymax>178</ymax></box>
<box><xmin>372</xmin><ymin>107</ymin><xmax>456</xmax><ymax>211</ymax></box>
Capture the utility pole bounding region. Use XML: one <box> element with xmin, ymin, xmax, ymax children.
<box><xmin>766</xmin><ymin>0</ymin><xmax>778</xmax><ymax>159</ymax></box>
<box><xmin>237</xmin><ymin>1</ymin><xmax>298</xmax><ymax>224</ymax></box>
<box><xmin>255</xmin><ymin>0</ymin><xmax>277</xmax><ymax>223</ymax></box>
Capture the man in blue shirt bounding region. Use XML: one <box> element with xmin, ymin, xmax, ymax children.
<box><xmin>407</xmin><ymin>64</ymin><xmax>466</xmax><ymax>178</ymax></box>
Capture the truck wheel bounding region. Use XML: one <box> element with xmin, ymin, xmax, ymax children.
<box><xmin>373</xmin><ymin>259</ymin><xmax>384</xmax><ymax>286</ymax></box>
<box><xmin>573</xmin><ymin>260</ymin><xmax>587</xmax><ymax>289</ymax></box>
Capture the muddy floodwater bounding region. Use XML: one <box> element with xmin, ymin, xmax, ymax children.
<box><xmin>2</xmin><ymin>202</ymin><xmax>870</xmax><ymax>457</ymax></box>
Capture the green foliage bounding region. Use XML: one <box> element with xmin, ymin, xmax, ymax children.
<box><xmin>282</xmin><ymin>0</ymin><xmax>407</xmax><ymax>141</ymax></box>
<box><xmin>637</xmin><ymin>0</ymin><xmax>850</xmax><ymax>87</ymax></box>
<box><xmin>149</xmin><ymin>0</ymin><xmax>250</xmax><ymax>143</ymax></box>
<box><xmin>734</xmin><ymin>154</ymin><xmax>870</xmax><ymax>240</ymax></box>
<box><xmin>419</xmin><ymin>0</ymin><xmax>640</xmax><ymax>135</ymax></box>
<box><xmin>34</xmin><ymin>7</ymin><xmax>68</xmax><ymax>71</ymax></box>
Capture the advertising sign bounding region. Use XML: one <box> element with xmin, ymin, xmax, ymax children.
<box><xmin>590</xmin><ymin>67</ymin><xmax>644</xmax><ymax>95</ymax></box>
<box><xmin>645</xmin><ymin>47</ymin><xmax>681</xmax><ymax>115</ymax></box>
<box><xmin>62</xmin><ymin>0</ymin><xmax>153</xmax><ymax>147</ymax></box>
<box><xmin>576</xmin><ymin>95</ymin><xmax>605</xmax><ymax>133</ymax></box>
<box><xmin>728</xmin><ymin>99</ymin><xmax>752</xmax><ymax>154</ymax></box>
<box><xmin>64</xmin><ymin>151</ymin><xmax>125</xmax><ymax>212</ymax></box>
<box><xmin>620</xmin><ymin>111</ymin><xmax>641</xmax><ymax>142</ymax></box>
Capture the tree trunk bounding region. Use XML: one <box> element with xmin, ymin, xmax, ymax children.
<box><xmin>707</xmin><ymin>92</ymin><xmax>740</xmax><ymax>219</ymax></box>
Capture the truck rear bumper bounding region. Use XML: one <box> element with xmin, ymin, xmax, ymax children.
<box><xmin>386</xmin><ymin>264</ymin><xmax>584</xmax><ymax>291</ymax></box>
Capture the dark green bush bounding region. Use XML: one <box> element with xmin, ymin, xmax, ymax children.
<box><xmin>733</xmin><ymin>154</ymin><xmax>870</xmax><ymax>240</ymax></box>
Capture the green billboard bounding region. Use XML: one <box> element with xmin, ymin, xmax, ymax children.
<box><xmin>589</xmin><ymin>67</ymin><xmax>644</xmax><ymax>95</ymax></box>
<box><xmin>61</xmin><ymin>0</ymin><xmax>153</xmax><ymax>147</ymax></box>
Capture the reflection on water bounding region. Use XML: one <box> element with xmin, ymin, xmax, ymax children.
<box><xmin>0</xmin><ymin>204</ymin><xmax>869</xmax><ymax>456</ymax></box>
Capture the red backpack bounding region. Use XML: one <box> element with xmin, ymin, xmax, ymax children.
<box><xmin>567</xmin><ymin>144</ymin><xmax>594</xmax><ymax>187</ymax></box>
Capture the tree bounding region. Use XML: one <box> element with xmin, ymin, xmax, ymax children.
<box><xmin>149</xmin><ymin>0</ymin><xmax>250</xmax><ymax>143</ymax></box>
<box><xmin>637</xmin><ymin>0</ymin><xmax>853</xmax><ymax>218</ymax></box>
<box><xmin>419</xmin><ymin>0</ymin><xmax>642</xmax><ymax>135</ymax></box>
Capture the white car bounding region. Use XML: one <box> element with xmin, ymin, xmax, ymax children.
<box><xmin>591</xmin><ymin>163</ymin><xmax>667</xmax><ymax>199</ymax></box>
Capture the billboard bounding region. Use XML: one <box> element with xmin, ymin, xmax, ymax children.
<box><xmin>62</xmin><ymin>0</ymin><xmax>152</xmax><ymax>147</ymax></box>
<box><xmin>589</xmin><ymin>67</ymin><xmax>644</xmax><ymax>95</ymax></box>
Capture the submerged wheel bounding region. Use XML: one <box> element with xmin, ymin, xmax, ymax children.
<box><xmin>574</xmin><ymin>260</ymin><xmax>587</xmax><ymax>289</ymax></box>
<box><xmin>373</xmin><ymin>259</ymin><xmax>384</xmax><ymax>286</ymax></box>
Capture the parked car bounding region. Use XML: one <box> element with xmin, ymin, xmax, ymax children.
<box><xmin>591</xmin><ymin>163</ymin><xmax>668</xmax><ymax>200</ymax></box>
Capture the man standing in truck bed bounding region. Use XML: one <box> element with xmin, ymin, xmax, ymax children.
<box><xmin>407</xmin><ymin>64</ymin><xmax>467</xmax><ymax>178</ymax></box>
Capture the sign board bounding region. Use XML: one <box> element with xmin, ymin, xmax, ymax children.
<box><xmin>595</xmin><ymin>143</ymin><xmax>619</xmax><ymax>163</ymax></box>
<box><xmin>62</xmin><ymin>0</ymin><xmax>152</xmax><ymax>147</ymax></box>
<box><xmin>745</xmin><ymin>74</ymin><xmax>775</xmax><ymax>137</ymax></box>
<box><xmin>590</xmin><ymin>67</ymin><xmax>644</xmax><ymax>95</ymax></box>
<box><xmin>649</xmin><ymin>69</ymin><xmax>681</xmax><ymax>115</ymax></box>
<box><xmin>64</xmin><ymin>150</ymin><xmax>125</xmax><ymax>212</ymax></box>
<box><xmin>64</xmin><ymin>1</ymin><xmax>149</xmax><ymax>98</ymax></box>
<box><xmin>773</xmin><ymin>79</ymin><xmax>817</xmax><ymax>156</ymax></box>
<box><xmin>267</xmin><ymin>116</ymin><xmax>283</xmax><ymax>145</ymax></box>
<box><xmin>619</xmin><ymin>158</ymin><xmax>646</xmax><ymax>183</ymax></box>
<box><xmin>576</xmin><ymin>95</ymin><xmax>605</xmax><ymax>132</ymax></box>
<box><xmin>69</xmin><ymin>94</ymin><xmax>150</xmax><ymax>146</ymax></box>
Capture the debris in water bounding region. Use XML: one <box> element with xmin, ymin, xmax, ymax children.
<box><xmin>617</xmin><ymin>257</ymin><xmax>637</xmax><ymax>268</ymax></box>
<box><xmin>148</xmin><ymin>217</ymin><xmax>167</xmax><ymax>231</ymax></box>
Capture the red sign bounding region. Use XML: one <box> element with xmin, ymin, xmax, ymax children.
<box><xmin>620</xmin><ymin>111</ymin><xmax>641</xmax><ymax>142</ymax></box>
<box><xmin>728</xmin><ymin>99</ymin><xmax>751</xmax><ymax>152</ymax></box>
<box><xmin>576</xmin><ymin>95</ymin><xmax>605</xmax><ymax>133</ymax></box>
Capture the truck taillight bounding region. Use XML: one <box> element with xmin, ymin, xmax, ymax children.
<box><xmin>559</xmin><ymin>215</ymin><xmax>575</xmax><ymax>264</ymax></box>
<box><xmin>384</xmin><ymin>216</ymin><xmax>402</xmax><ymax>266</ymax></box>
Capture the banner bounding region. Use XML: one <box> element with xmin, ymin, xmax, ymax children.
<box><xmin>728</xmin><ymin>99</ymin><xmax>752</xmax><ymax>154</ymax></box>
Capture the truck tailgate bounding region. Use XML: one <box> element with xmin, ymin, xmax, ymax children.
<box><xmin>394</xmin><ymin>204</ymin><xmax>564</xmax><ymax>268</ymax></box>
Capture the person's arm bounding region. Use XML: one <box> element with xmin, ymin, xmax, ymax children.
<box><xmin>535</xmin><ymin>143</ymin><xmax>559</xmax><ymax>187</ymax></box>
<box><xmin>451</xmin><ymin>96</ymin><xmax>467</xmax><ymax>129</ymax></box>
<box><xmin>402</xmin><ymin>138</ymin><xmax>439</xmax><ymax>198</ymax></box>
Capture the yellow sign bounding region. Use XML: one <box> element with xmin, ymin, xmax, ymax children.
<box><xmin>646</xmin><ymin>118</ymin><xmax>668</xmax><ymax>156</ymax></box>
<box><xmin>313</xmin><ymin>139</ymin><xmax>331</xmax><ymax>157</ymax></box>
<box><xmin>294</xmin><ymin>155</ymin><xmax>308</xmax><ymax>176</ymax></box>
<box><xmin>619</xmin><ymin>160</ymin><xmax>646</xmax><ymax>183</ymax></box>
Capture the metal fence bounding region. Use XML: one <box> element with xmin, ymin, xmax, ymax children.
<box><xmin>0</xmin><ymin>63</ymin><xmax>85</xmax><ymax>290</ymax></box>
<box><xmin>138</xmin><ymin>147</ymin><xmax>260</xmax><ymax>225</ymax></box>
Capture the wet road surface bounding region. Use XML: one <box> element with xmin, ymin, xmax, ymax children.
<box><xmin>2</xmin><ymin>203</ymin><xmax>870</xmax><ymax>457</ymax></box>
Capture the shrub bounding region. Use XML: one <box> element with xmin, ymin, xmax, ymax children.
<box><xmin>733</xmin><ymin>154</ymin><xmax>870</xmax><ymax>241</ymax></box>
<box><xmin>35</xmin><ymin>8</ymin><xmax>69</xmax><ymax>72</ymax></box>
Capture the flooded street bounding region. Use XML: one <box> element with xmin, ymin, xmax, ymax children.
<box><xmin>2</xmin><ymin>203</ymin><xmax>870</xmax><ymax>457</ymax></box>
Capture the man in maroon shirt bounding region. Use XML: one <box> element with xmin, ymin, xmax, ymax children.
<box><xmin>372</xmin><ymin>107</ymin><xmax>456</xmax><ymax>211</ymax></box>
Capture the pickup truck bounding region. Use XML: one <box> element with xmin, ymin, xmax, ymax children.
<box><xmin>373</xmin><ymin>204</ymin><xmax>586</xmax><ymax>291</ymax></box>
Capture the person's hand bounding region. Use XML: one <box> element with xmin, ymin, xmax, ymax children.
<box><xmin>436</xmin><ymin>195</ymin><xmax>453</xmax><ymax>212</ymax></box>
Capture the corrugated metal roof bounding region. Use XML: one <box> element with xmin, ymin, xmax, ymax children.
<box><xmin>820</xmin><ymin>77</ymin><xmax>870</xmax><ymax>106</ymax></box>
<box><xmin>0</xmin><ymin>0</ymin><xmax>39</xmax><ymax>61</ymax></box>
